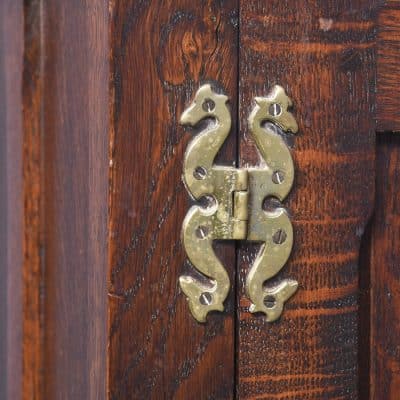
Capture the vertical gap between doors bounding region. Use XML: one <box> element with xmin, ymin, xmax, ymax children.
<box><xmin>234</xmin><ymin>1</ymin><xmax>241</xmax><ymax>399</ymax></box>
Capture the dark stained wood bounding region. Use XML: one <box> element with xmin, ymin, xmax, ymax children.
<box><xmin>370</xmin><ymin>134</ymin><xmax>400</xmax><ymax>399</ymax></box>
<box><xmin>22</xmin><ymin>1</ymin><xmax>44</xmax><ymax>398</ymax></box>
<box><xmin>376</xmin><ymin>0</ymin><xmax>400</xmax><ymax>132</ymax></box>
<box><xmin>41</xmin><ymin>1</ymin><xmax>109</xmax><ymax>398</ymax></box>
<box><xmin>0</xmin><ymin>1</ymin><xmax>24</xmax><ymax>399</ymax></box>
<box><xmin>108</xmin><ymin>1</ymin><xmax>238</xmax><ymax>398</ymax></box>
<box><xmin>7</xmin><ymin>1</ymin><xmax>400</xmax><ymax>398</ymax></box>
<box><xmin>237</xmin><ymin>1</ymin><xmax>379</xmax><ymax>398</ymax></box>
<box><xmin>358</xmin><ymin>218</ymin><xmax>372</xmax><ymax>399</ymax></box>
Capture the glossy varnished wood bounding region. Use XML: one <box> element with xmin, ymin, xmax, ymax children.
<box><xmin>108</xmin><ymin>1</ymin><xmax>238</xmax><ymax>398</ymax></box>
<box><xmin>370</xmin><ymin>134</ymin><xmax>400</xmax><ymax>399</ymax></box>
<box><xmin>377</xmin><ymin>0</ymin><xmax>400</xmax><ymax>132</ymax></box>
<box><xmin>41</xmin><ymin>1</ymin><xmax>109</xmax><ymax>398</ymax></box>
<box><xmin>0</xmin><ymin>1</ymin><xmax>24</xmax><ymax>399</ymax></box>
<box><xmin>237</xmin><ymin>1</ymin><xmax>379</xmax><ymax>398</ymax></box>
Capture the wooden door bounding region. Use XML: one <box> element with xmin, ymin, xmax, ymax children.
<box><xmin>1</xmin><ymin>1</ymin><xmax>399</xmax><ymax>399</ymax></box>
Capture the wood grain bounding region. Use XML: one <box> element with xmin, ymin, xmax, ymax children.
<box><xmin>237</xmin><ymin>1</ymin><xmax>379</xmax><ymax>398</ymax></box>
<box><xmin>41</xmin><ymin>1</ymin><xmax>109</xmax><ymax>398</ymax></box>
<box><xmin>108</xmin><ymin>1</ymin><xmax>238</xmax><ymax>398</ymax></box>
<box><xmin>12</xmin><ymin>1</ymin><xmax>400</xmax><ymax>398</ymax></box>
<box><xmin>22</xmin><ymin>1</ymin><xmax>44</xmax><ymax>398</ymax></box>
<box><xmin>370</xmin><ymin>134</ymin><xmax>400</xmax><ymax>399</ymax></box>
<box><xmin>376</xmin><ymin>0</ymin><xmax>400</xmax><ymax>132</ymax></box>
<box><xmin>0</xmin><ymin>1</ymin><xmax>24</xmax><ymax>399</ymax></box>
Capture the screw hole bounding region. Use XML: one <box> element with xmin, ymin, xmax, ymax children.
<box><xmin>263</xmin><ymin>295</ymin><xmax>276</xmax><ymax>309</ymax></box>
<box><xmin>195</xmin><ymin>225</ymin><xmax>209</xmax><ymax>239</ymax></box>
<box><xmin>272</xmin><ymin>229</ymin><xmax>287</xmax><ymax>244</ymax></box>
<box><xmin>272</xmin><ymin>170</ymin><xmax>285</xmax><ymax>184</ymax></box>
<box><xmin>200</xmin><ymin>292</ymin><xmax>212</xmax><ymax>305</ymax></box>
<box><xmin>262</xmin><ymin>196</ymin><xmax>281</xmax><ymax>212</ymax></box>
<box><xmin>202</xmin><ymin>98</ymin><xmax>216</xmax><ymax>112</ymax></box>
<box><xmin>193</xmin><ymin>166</ymin><xmax>207</xmax><ymax>180</ymax></box>
<box><xmin>268</xmin><ymin>103</ymin><xmax>282</xmax><ymax>117</ymax></box>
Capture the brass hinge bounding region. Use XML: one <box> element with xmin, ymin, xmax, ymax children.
<box><xmin>179</xmin><ymin>84</ymin><xmax>298</xmax><ymax>323</ymax></box>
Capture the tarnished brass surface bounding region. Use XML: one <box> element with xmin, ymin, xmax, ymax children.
<box><xmin>245</xmin><ymin>85</ymin><xmax>299</xmax><ymax>321</ymax></box>
<box><xmin>179</xmin><ymin>85</ymin><xmax>246</xmax><ymax>322</ymax></box>
<box><xmin>179</xmin><ymin>84</ymin><xmax>298</xmax><ymax>323</ymax></box>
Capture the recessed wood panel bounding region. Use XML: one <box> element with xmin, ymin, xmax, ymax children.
<box><xmin>370</xmin><ymin>134</ymin><xmax>400</xmax><ymax>399</ymax></box>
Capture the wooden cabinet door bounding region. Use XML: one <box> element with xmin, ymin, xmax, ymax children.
<box><xmin>1</xmin><ymin>0</ymin><xmax>399</xmax><ymax>399</ymax></box>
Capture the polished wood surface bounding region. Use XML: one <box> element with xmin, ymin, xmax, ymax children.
<box><xmin>40</xmin><ymin>1</ymin><xmax>109</xmax><ymax>398</ymax></box>
<box><xmin>237</xmin><ymin>1</ymin><xmax>379</xmax><ymax>398</ymax></box>
<box><xmin>0</xmin><ymin>1</ymin><xmax>24</xmax><ymax>399</ymax></box>
<box><xmin>377</xmin><ymin>0</ymin><xmax>400</xmax><ymax>132</ymax></box>
<box><xmin>108</xmin><ymin>1</ymin><xmax>238</xmax><ymax>398</ymax></box>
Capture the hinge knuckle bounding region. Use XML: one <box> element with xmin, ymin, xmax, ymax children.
<box><xmin>235</xmin><ymin>168</ymin><xmax>248</xmax><ymax>191</ymax></box>
<box><xmin>233</xmin><ymin>191</ymin><xmax>248</xmax><ymax>221</ymax></box>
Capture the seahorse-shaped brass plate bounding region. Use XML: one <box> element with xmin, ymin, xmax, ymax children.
<box><xmin>179</xmin><ymin>84</ymin><xmax>243</xmax><ymax>323</ymax></box>
<box><xmin>179</xmin><ymin>83</ymin><xmax>298</xmax><ymax>323</ymax></box>
<box><xmin>245</xmin><ymin>85</ymin><xmax>298</xmax><ymax>321</ymax></box>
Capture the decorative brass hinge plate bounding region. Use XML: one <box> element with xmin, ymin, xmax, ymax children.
<box><xmin>179</xmin><ymin>84</ymin><xmax>298</xmax><ymax>323</ymax></box>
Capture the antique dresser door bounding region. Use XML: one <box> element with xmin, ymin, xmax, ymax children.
<box><xmin>1</xmin><ymin>0</ymin><xmax>400</xmax><ymax>399</ymax></box>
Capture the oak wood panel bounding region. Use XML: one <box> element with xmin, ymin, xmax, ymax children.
<box><xmin>22</xmin><ymin>1</ymin><xmax>44</xmax><ymax>398</ymax></box>
<box><xmin>0</xmin><ymin>1</ymin><xmax>24</xmax><ymax>399</ymax></box>
<box><xmin>370</xmin><ymin>134</ymin><xmax>400</xmax><ymax>399</ymax></box>
<box><xmin>41</xmin><ymin>1</ymin><xmax>109</xmax><ymax>398</ymax></box>
<box><xmin>237</xmin><ymin>2</ymin><xmax>379</xmax><ymax>398</ymax></box>
<box><xmin>108</xmin><ymin>1</ymin><xmax>238</xmax><ymax>398</ymax></box>
<box><xmin>376</xmin><ymin>0</ymin><xmax>400</xmax><ymax>132</ymax></box>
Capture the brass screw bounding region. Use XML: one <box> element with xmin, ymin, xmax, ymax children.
<box><xmin>272</xmin><ymin>170</ymin><xmax>285</xmax><ymax>184</ymax></box>
<box><xmin>195</xmin><ymin>225</ymin><xmax>209</xmax><ymax>239</ymax></box>
<box><xmin>193</xmin><ymin>166</ymin><xmax>207</xmax><ymax>180</ymax></box>
<box><xmin>200</xmin><ymin>292</ymin><xmax>212</xmax><ymax>305</ymax></box>
<box><xmin>202</xmin><ymin>98</ymin><xmax>216</xmax><ymax>112</ymax></box>
<box><xmin>268</xmin><ymin>103</ymin><xmax>282</xmax><ymax>116</ymax></box>
<box><xmin>272</xmin><ymin>229</ymin><xmax>287</xmax><ymax>244</ymax></box>
<box><xmin>263</xmin><ymin>295</ymin><xmax>276</xmax><ymax>308</ymax></box>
